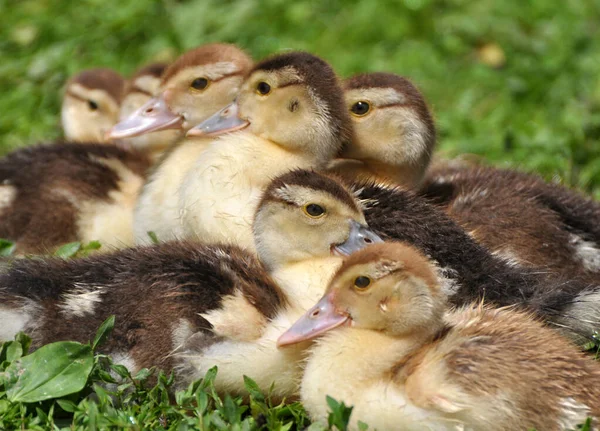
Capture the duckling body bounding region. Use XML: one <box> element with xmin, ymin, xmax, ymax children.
<box><xmin>0</xmin><ymin>143</ymin><xmax>149</xmax><ymax>253</ymax></box>
<box><xmin>357</xmin><ymin>182</ymin><xmax>600</xmax><ymax>343</ymax></box>
<box><xmin>0</xmin><ymin>241</ymin><xmax>283</xmax><ymax>373</ymax></box>
<box><xmin>280</xmin><ymin>243</ymin><xmax>600</xmax><ymax>431</ymax></box>
<box><xmin>420</xmin><ymin>165</ymin><xmax>600</xmax><ymax>278</ymax></box>
<box><xmin>109</xmin><ymin>44</ymin><xmax>254</xmax><ymax>244</ymax></box>
<box><xmin>61</xmin><ymin>68</ymin><xmax>126</xmax><ymax>143</ymax></box>
<box><xmin>179</xmin><ymin>130</ymin><xmax>322</xmax><ymax>248</ymax></box>
<box><xmin>179</xmin><ymin>52</ymin><xmax>352</xmax><ymax>250</ymax></box>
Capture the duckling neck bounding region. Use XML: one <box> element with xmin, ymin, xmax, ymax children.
<box><xmin>270</xmin><ymin>256</ymin><xmax>344</xmax><ymax>310</ymax></box>
<box><xmin>145</xmin><ymin>141</ymin><xmax>174</xmax><ymax>165</ymax></box>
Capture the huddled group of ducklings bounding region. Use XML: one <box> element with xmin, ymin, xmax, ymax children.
<box><xmin>1</xmin><ymin>43</ymin><xmax>600</xmax><ymax>430</ymax></box>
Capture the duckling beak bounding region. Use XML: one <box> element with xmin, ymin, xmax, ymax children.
<box><xmin>108</xmin><ymin>96</ymin><xmax>183</xmax><ymax>139</ymax></box>
<box><xmin>277</xmin><ymin>294</ymin><xmax>349</xmax><ymax>347</ymax></box>
<box><xmin>186</xmin><ymin>101</ymin><xmax>249</xmax><ymax>138</ymax></box>
<box><xmin>333</xmin><ymin>220</ymin><xmax>384</xmax><ymax>256</ymax></box>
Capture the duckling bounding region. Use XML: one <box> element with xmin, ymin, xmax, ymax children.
<box><xmin>117</xmin><ymin>62</ymin><xmax>180</xmax><ymax>163</ymax></box>
<box><xmin>327</xmin><ymin>72</ymin><xmax>435</xmax><ymax>188</ymax></box>
<box><xmin>0</xmin><ymin>64</ymin><xmax>168</xmax><ymax>254</ymax></box>
<box><xmin>180</xmin><ymin>51</ymin><xmax>353</xmax><ymax>251</ymax></box>
<box><xmin>332</xmin><ymin>73</ymin><xmax>599</xmax><ymax>281</ymax></box>
<box><xmin>61</xmin><ymin>68</ymin><xmax>126</xmax><ymax>143</ymax></box>
<box><xmin>357</xmin><ymin>180</ymin><xmax>600</xmax><ymax>343</ymax></box>
<box><xmin>279</xmin><ymin>242</ymin><xmax>600</xmax><ymax>431</ymax></box>
<box><xmin>109</xmin><ymin>44</ymin><xmax>253</xmax><ymax>244</ymax></box>
<box><xmin>420</xmin><ymin>164</ymin><xmax>600</xmax><ymax>280</ymax></box>
<box><xmin>0</xmin><ymin>170</ymin><xmax>381</xmax><ymax>399</ymax></box>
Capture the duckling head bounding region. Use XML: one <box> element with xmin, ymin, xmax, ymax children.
<box><xmin>340</xmin><ymin>73</ymin><xmax>436</xmax><ymax>186</ymax></box>
<box><xmin>120</xmin><ymin>62</ymin><xmax>168</xmax><ymax>120</ymax></box>
<box><xmin>110</xmin><ymin>43</ymin><xmax>253</xmax><ymax>139</ymax></box>
<box><xmin>61</xmin><ymin>68</ymin><xmax>126</xmax><ymax>143</ymax></box>
<box><xmin>188</xmin><ymin>52</ymin><xmax>353</xmax><ymax>166</ymax></box>
<box><xmin>278</xmin><ymin>242</ymin><xmax>446</xmax><ymax>346</ymax></box>
<box><xmin>254</xmin><ymin>170</ymin><xmax>382</xmax><ymax>271</ymax></box>
<box><xmin>116</xmin><ymin>62</ymin><xmax>181</xmax><ymax>154</ymax></box>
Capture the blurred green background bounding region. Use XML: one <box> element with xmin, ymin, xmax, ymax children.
<box><xmin>1</xmin><ymin>0</ymin><xmax>599</xmax><ymax>198</ymax></box>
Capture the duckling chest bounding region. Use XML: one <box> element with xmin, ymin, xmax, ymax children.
<box><xmin>178</xmin><ymin>134</ymin><xmax>314</xmax><ymax>248</ymax></box>
<box><xmin>134</xmin><ymin>140</ymin><xmax>210</xmax><ymax>242</ymax></box>
<box><xmin>302</xmin><ymin>332</ymin><xmax>465</xmax><ymax>431</ymax></box>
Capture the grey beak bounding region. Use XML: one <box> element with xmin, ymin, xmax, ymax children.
<box><xmin>333</xmin><ymin>220</ymin><xmax>384</xmax><ymax>256</ymax></box>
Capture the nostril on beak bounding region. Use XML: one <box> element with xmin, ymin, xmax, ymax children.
<box><xmin>145</xmin><ymin>107</ymin><xmax>154</xmax><ymax>114</ymax></box>
<box><xmin>364</xmin><ymin>238</ymin><xmax>373</xmax><ymax>244</ymax></box>
<box><xmin>310</xmin><ymin>309</ymin><xmax>320</xmax><ymax>318</ymax></box>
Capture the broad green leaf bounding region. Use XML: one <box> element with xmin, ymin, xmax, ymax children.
<box><xmin>54</xmin><ymin>242</ymin><xmax>81</xmax><ymax>259</ymax></box>
<box><xmin>92</xmin><ymin>315</ymin><xmax>115</xmax><ymax>351</ymax></box>
<box><xmin>5</xmin><ymin>341</ymin><xmax>93</xmax><ymax>402</ymax></box>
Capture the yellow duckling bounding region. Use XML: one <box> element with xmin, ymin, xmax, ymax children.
<box><xmin>280</xmin><ymin>242</ymin><xmax>600</xmax><ymax>431</ymax></box>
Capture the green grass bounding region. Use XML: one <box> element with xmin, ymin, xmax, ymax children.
<box><xmin>1</xmin><ymin>0</ymin><xmax>600</xmax><ymax>198</ymax></box>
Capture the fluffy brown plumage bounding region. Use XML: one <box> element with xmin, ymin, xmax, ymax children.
<box><xmin>0</xmin><ymin>143</ymin><xmax>150</xmax><ymax>253</ymax></box>
<box><xmin>420</xmin><ymin>164</ymin><xmax>600</xmax><ymax>280</ymax></box>
<box><xmin>0</xmin><ymin>241</ymin><xmax>283</xmax><ymax>372</ymax></box>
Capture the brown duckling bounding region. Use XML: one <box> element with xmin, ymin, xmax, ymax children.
<box><xmin>180</xmin><ymin>51</ymin><xmax>353</xmax><ymax>251</ymax></box>
<box><xmin>0</xmin><ymin>170</ymin><xmax>381</xmax><ymax>398</ymax></box>
<box><xmin>0</xmin><ymin>143</ymin><xmax>149</xmax><ymax>254</ymax></box>
<box><xmin>356</xmin><ymin>180</ymin><xmax>600</xmax><ymax>344</ymax></box>
<box><xmin>0</xmin><ymin>64</ymin><xmax>171</xmax><ymax>253</ymax></box>
<box><xmin>328</xmin><ymin>72</ymin><xmax>436</xmax><ymax>188</ymax></box>
<box><xmin>61</xmin><ymin>68</ymin><xmax>126</xmax><ymax>143</ymax></box>
<box><xmin>420</xmin><ymin>164</ymin><xmax>600</xmax><ymax>280</ymax></box>
<box><xmin>279</xmin><ymin>242</ymin><xmax>600</xmax><ymax>431</ymax></box>
<box><xmin>109</xmin><ymin>44</ymin><xmax>253</xmax><ymax>244</ymax></box>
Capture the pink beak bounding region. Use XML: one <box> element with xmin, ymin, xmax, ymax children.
<box><xmin>186</xmin><ymin>101</ymin><xmax>249</xmax><ymax>138</ymax></box>
<box><xmin>108</xmin><ymin>96</ymin><xmax>183</xmax><ymax>139</ymax></box>
<box><xmin>277</xmin><ymin>293</ymin><xmax>349</xmax><ymax>347</ymax></box>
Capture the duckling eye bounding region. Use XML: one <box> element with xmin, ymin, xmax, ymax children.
<box><xmin>190</xmin><ymin>77</ymin><xmax>209</xmax><ymax>91</ymax></box>
<box><xmin>354</xmin><ymin>276</ymin><xmax>371</xmax><ymax>289</ymax></box>
<box><xmin>256</xmin><ymin>82</ymin><xmax>271</xmax><ymax>95</ymax></box>
<box><xmin>350</xmin><ymin>101</ymin><xmax>370</xmax><ymax>117</ymax></box>
<box><xmin>303</xmin><ymin>203</ymin><xmax>325</xmax><ymax>218</ymax></box>
<box><xmin>88</xmin><ymin>100</ymin><xmax>99</xmax><ymax>111</ymax></box>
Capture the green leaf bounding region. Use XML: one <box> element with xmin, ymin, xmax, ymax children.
<box><xmin>92</xmin><ymin>315</ymin><xmax>115</xmax><ymax>351</ymax></box>
<box><xmin>326</xmin><ymin>395</ymin><xmax>353</xmax><ymax>431</ymax></box>
<box><xmin>0</xmin><ymin>239</ymin><xmax>16</xmax><ymax>256</ymax></box>
<box><xmin>243</xmin><ymin>375</ymin><xmax>264</xmax><ymax>403</ymax></box>
<box><xmin>15</xmin><ymin>332</ymin><xmax>32</xmax><ymax>356</ymax></box>
<box><xmin>5</xmin><ymin>341</ymin><xmax>23</xmax><ymax>362</ymax></box>
<box><xmin>54</xmin><ymin>242</ymin><xmax>82</xmax><ymax>259</ymax></box>
<box><xmin>110</xmin><ymin>363</ymin><xmax>131</xmax><ymax>379</ymax></box>
<box><xmin>147</xmin><ymin>231</ymin><xmax>160</xmax><ymax>244</ymax></box>
<box><xmin>133</xmin><ymin>368</ymin><xmax>152</xmax><ymax>381</ymax></box>
<box><xmin>5</xmin><ymin>341</ymin><xmax>93</xmax><ymax>402</ymax></box>
<box><xmin>56</xmin><ymin>399</ymin><xmax>77</xmax><ymax>413</ymax></box>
